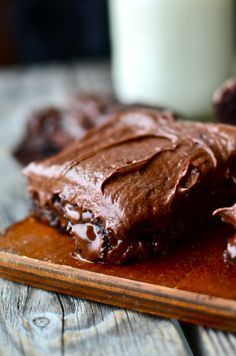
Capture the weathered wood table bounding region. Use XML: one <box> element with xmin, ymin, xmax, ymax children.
<box><xmin>0</xmin><ymin>63</ymin><xmax>235</xmax><ymax>356</ymax></box>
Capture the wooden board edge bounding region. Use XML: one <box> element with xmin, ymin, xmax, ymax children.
<box><xmin>0</xmin><ymin>251</ymin><xmax>235</xmax><ymax>333</ymax></box>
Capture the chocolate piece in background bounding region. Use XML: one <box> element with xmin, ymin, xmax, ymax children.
<box><xmin>14</xmin><ymin>94</ymin><xmax>119</xmax><ymax>165</ymax></box>
<box><xmin>24</xmin><ymin>110</ymin><xmax>236</xmax><ymax>264</ymax></box>
<box><xmin>14</xmin><ymin>93</ymin><xmax>176</xmax><ymax>165</ymax></box>
<box><xmin>214</xmin><ymin>204</ymin><xmax>236</xmax><ymax>264</ymax></box>
<box><xmin>14</xmin><ymin>106</ymin><xmax>90</xmax><ymax>165</ymax></box>
<box><xmin>70</xmin><ymin>93</ymin><xmax>119</xmax><ymax>124</ymax></box>
<box><xmin>213</xmin><ymin>78</ymin><xmax>236</xmax><ymax>125</ymax></box>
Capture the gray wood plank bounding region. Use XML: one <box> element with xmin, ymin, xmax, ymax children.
<box><xmin>0</xmin><ymin>277</ymin><xmax>190</xmax><ymax>356</ymax></box>
<box><xmin>0</xmin><ymin>281</ymin><xmax>64</xmax><ymax>356</ymax></box>
<box><xmin>182</xmin><ymin>324</ymin><xmax>236</xmax><ymax>356</ymax></box>
<box><xmin>196</xmin><ymin>327</ymin><xmax>236</xmax><ymax>356</ymax></box>
<box><xmin>0</xmin><ymin>63</ymin><xmax>192</xmax><ymax>355</ymax></box>
<box><xmin>58</xmin><ymin>294</ymin><xmax>190</xmax><ymax>356</ymax></box>
<box><xmin>0</xmin><ymin>152</ymin><xmax>29</xmax><ymax>230</ymax></box>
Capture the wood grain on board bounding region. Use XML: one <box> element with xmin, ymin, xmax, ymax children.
<box><xmin>0</xmin><ymin>216</ymin><xmax>235</xmax><ymax>333</ymax></box>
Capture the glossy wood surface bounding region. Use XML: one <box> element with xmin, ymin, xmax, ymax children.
<box><xmin>0</xmin><ymin>216</ymin><xmax>235</xmax><ymax>332</ymax></box>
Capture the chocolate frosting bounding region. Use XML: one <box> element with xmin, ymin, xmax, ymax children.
<box><xmin>24</xmin><ymin>110</ymin><xmax>236</xmax><ymax>263</ymax></box>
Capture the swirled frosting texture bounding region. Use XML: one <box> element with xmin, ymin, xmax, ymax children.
<box><xmin>24</xmin><ymin>110</ymin><xmax>236</xmax><ymax>263</ymax></box>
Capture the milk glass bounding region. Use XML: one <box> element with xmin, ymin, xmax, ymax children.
<box><xmin>109</xmin><ymin>0</ymin><xmax>234</xmax><ymax>118</ymax></box>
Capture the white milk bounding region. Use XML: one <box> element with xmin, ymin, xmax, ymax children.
<box><xmin>109</xmin><ymin>0</ymin><xmax>234</xmax><ymax>118</ymax></box>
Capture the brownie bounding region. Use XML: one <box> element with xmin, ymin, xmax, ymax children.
<box><xmin>213</xmin><ymin>78</ymin><xmax>236</xmax><ymax>125</ymax></box>
<box><xmin>70</xmin><ymin>93</ymin><xmax>120</xmax><ymax>124</ymax></box>
<box><xmin>24</xmin><ymin>109</ymin><xmax>236</xmax><ymax>264</ymax></box>
<box><xmin>14</xmin><ymin>94</ymin><xmax>119</xmax><ymax>165</ymax></box>
<box><xmin>14</xmin><ymin>93</ymin><xmax>173</xmax><ymax>165</ymax></box>
<box><xmin>14</xmin><ymin>107</ymin><xmax>89</xmax><ymax>164</ymax></box>
<box><xmin>214</xmin><ymin>204</ymin><xmax>236</xmax><ymax>264</ymax></box>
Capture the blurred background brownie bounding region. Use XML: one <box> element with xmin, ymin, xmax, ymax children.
<box><xmin>70</xmin><ymin>93</ymin><xmax>119</xmax><ymax>125</ymax></box>
<box><xmin>213</xmin><ymin>78</ymin><xmax>236</xmax><ymax>125</ymax></box>
<box><xmin>14</xmin><ymin>93</ymin><xmax>119</xmax><ymax>165</ymax></box>
<box><xmin>14</xmin><ymin>106</ymin><xmax>89</xmax><ymax>165</ymax></box>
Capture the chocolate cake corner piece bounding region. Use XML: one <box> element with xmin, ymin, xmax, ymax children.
<box><xmin>213</xmin><ymin>78</ymin><xmax>236</xmax><ymax>125</ymax></box>
<box><xmin>13</xmin><ymin>106</ymin><xmax>83</xmax><ymax>165</ymax></box>
<box><xmin>14</xmin><ymin>94</ymin><xmax>120</xmax><ymax>165</ymax></box>
<box><xmin>70</xmin><ymin>93</ymin><xmax>119</xmax><ymax>117</ymax></box>
<box><xmin>24</xmin><ymin>110</ymin><xmax>236</xmax><ymax>265</ymax></box>
<box><xmin>14</xmin><ymin>107</ymin><xmax>64</xmax><ymax>164</ymax></box>
<box><xmin>213</xmin><ymin>204</ymin><xmax>236</xmax><ymax>264</ymax></box>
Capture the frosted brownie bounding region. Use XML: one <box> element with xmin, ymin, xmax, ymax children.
<box><xmin>24</xmin><ymin>110</ymin><xmax>236</xmax><ymax>264</ymax></box>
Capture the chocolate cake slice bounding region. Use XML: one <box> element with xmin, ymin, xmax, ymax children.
<box><xmin>14</xmin><ymin>94</ymin><xmax>120</xmax><ymax>165</ymax></box>
<box><xmin>24</xmin><ymin>110</ymin><xmax>236</xmax><ymax>264</ymax></box>
<box><xmin>14</xmin><ymin>107</ymin><xmax>90</xmax><ymax>165</ymax></box>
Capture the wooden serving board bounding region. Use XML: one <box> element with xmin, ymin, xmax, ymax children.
<box><xmin>0</xmin><ymin>217</ymin><xmax>236</xmax><ymax>332</ymax></box>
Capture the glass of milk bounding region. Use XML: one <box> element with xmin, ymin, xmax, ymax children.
<box><xmin>109</xmin><ymin>0</ymin><xmax>235</xmax><ymax>119</ymax></box>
